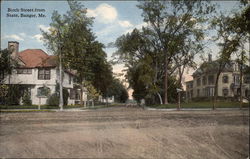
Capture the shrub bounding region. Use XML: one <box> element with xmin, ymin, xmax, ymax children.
<box><xmin>46</xmin><ymin>88</ymin><xmax>69</xmax><ymax>106</ymax></box>
<box><xmin>47</xmin><ymin>93</ymin><xmax>59</xmax><ymax>106</ymax></box>
<box><xmin>22</xmin><ymin>91</ymin><xmax>32</xmax><ymax>105</ymax></box>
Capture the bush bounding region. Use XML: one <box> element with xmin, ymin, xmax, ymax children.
<box><xmin>47</xmin><ymin>93</ymin><xmax>59</xmax><ymax>106</ymax></box>
<box><xmin>63</xmin><ymin>88</ymin><xmax>69</xmax><ymax>106</ymax></box>
<box><xmin>46</xmin><ymin>88</ymin><xmax>69</xmax><ymax>106</ymax></box>
<box><xmin>22</xmin><ymin>91</ymin><xmax>32</xmax><ymax>105</ymax></box>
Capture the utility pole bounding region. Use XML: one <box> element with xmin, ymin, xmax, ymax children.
<box><xmin>58</xmin><ymin>32</ymin><xmax>64</xmax><ymax>111</ymax></box>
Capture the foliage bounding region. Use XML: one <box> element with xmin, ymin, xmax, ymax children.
<box><xmin>0</xmin><ymin>84</ymin><xmax>8</xmax><ymax>98</ymax></box>
<box><xmin>0</xmin><ymin>49</ymin><xmax>17</xmax><ymax>83</ymax></box>
<box><xmin>210</xmin><ymin>2</ymin><xmax>250</xmax><ymax>109</ymax></box>
<box><xmin>105</xmin><ymin>78</ymin><xmax>128</xmax><ymax>103</ymax></box>
<box><xmin>41</xmin><ymin>0</ymin><xmax>112</xmax><ymax>103</ymax></box>
<box><xmin>47</xmin><ymin>93</ymin><xmax>59</xmax><ymax>106</ymax></box>
<box><xmin>4</xmin><ymin>85</ymin><xmax>22</xmax><ymax>105</ymax></box>
<box><xmin>135</xmin><ymin>1</ymin><xmax>216</xmax><ymax>104</ymax></box>
<box><xmin>113</xmin><ymin>1</ymin><xmax>216</xmax><ymax>104</ymax></box>
<box><xmin>22</xmin><ymin>91</ymin><xmax>32</xmax><ymax>105</ymax></box>
<box><xmin>83</xmin><ymin>81</ymin><xmax>100</xmax><ymax>101</ymax></box>
<box><xmin>47</xmin><ymin>83</ymin><xmax>69</xmax><ymax>106</ymax></box>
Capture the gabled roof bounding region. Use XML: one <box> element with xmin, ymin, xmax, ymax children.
<box><xmin>18</xmin><ymin>49</ymin><xmax>56</xmax><ymax>68</ymax></box>
<box><xmin>16</xmin><ymin>49</ymin><xmax>77</xmax><ymax>76</ymax></box>
<box><xmin>192</xmin><ymin>60</ymin><xmax>236</xmax><ymax>77</ymax></box>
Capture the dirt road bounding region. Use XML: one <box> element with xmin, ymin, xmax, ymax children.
<box><xmin>0</xmin><ymin>107</ymin><xmax>249</xmax><ymax>158</ymax></box>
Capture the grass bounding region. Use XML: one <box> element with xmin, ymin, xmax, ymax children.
<box><xmin>0</xmin><ymin>109</ymin><xmax>54</xmax><ymax>113</ymax></box>
<box><xmin>0</xmin><ymin>103</ymin><xmax>124</xmax><ymax>110</ymax></box>
<box><xmin>149</xmin><ymin>101</ymin><xmax>249</xmax><ymax>109</ymax></box>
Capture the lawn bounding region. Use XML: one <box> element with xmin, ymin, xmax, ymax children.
<box><xmin>149</xmin><ymin>101</ymin><xmax>249</xmax><ymax>109</ymax></box>
<box><xmin>0</xmin><ymin>103</ymin><xmax>123</xmax><ymax>110</ymax></box>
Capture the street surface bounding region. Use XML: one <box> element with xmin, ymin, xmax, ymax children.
<box><xmin>0</xmin><ymin>107</ymin><xmax>249</xmax><ymax>158</ymax></box>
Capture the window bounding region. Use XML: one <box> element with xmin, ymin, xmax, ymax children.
<box><xmin>205</xmin><ymin>87</ymin><xmax>214</xmax><ymax>96</ymax></box>
<box><xmin>208</xmin><ymin>75</ymin><xmax>214</xmax><ymax>85</ymax></box>
<box><xmin>190</xmin><ymin>83</ymin><xmax>193</xmax><ymax>88</ymax></box>
<box><xmin>233</xmin><ymin>75</ymin><xmax>240</xmax><ymax>84</ymax></box>
<box><xmin>197</xmin><ymin>89</ymin><xmax>200</xmax><ymax>97</ymax></box>
<box><xmin>244</xmin><ymin>76</ymin><xmax>250</xmax><ymax>84</ymax></box>
<box><xmin>223</xmin><ymin>88</ymin><xmax>229</xmax><ymax>97</ymax></box>
<box><xmin>202</xmin><ymin>76</ymin><xmax>207</xmax><ymax>85</ymax></box>
<box><xmin>38</xmin><ymin>69</ymin><xmax>51</xmax><ymax>80</ymax></box>
<box><xmin>222</xmin><ymin>75</ymin><xmax>228</xmax><ymax>83</ymax></box>
<box><xmin>197</xmin><ymin>78</ymin><xmax>201</xmax><ymax>86</ymax></box>
<box><xmin>245</xmin><ymin>89</ymin><xmax>249</xmax><ymax>98</ymax></box>
<box><xmin>37</xmin><ymin>87</ymin><xmax>50</xmax><ymax>97</ymax></box>
<box><xmin>17</xmin><ymin>69</ymin><xmax>32</xmax><ymax>74</ymax></box>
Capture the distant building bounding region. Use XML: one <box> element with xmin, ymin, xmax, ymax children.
<box><xmin>1</xmin><ymin>41</ymin><xmax>87</xmax><ymax>105</ymax></box>
<box><xmin>186</xmin><ymin>54</ymin><xmax>250</xmax><ymax>101</ymax></box>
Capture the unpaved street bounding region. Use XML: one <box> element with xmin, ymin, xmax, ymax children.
<box><xmin>0</xmin><ymin>107</ymin><xmax>249</xmax><ymax>158</ymax></box>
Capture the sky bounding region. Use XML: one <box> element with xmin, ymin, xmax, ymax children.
<box><xmin>1</xmin><ymin>1</ymin><xmax>246</xmax><ymax>93</ymax></box>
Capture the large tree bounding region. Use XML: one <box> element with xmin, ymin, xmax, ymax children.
<box><xmin>41</xmin><ymin>0</ymin><xmax>111</xmax><ymax>105</ymax></box>
<box><xmin>211</xmin><ymin>3</ymin><xmax>249</xmax><ymax>109</ymax></box>
<box><xmin>137</xmin><ymin>1</ymin><xmax>215</xmax><ymax>104</ymax></box>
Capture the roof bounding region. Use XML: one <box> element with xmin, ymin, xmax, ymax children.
<box><xmin>192</xmin><ymin>60</ymin><xmax>235</xmax><ymax>77</ymax></box>
<box><xmin>16</xmin><ymin>49</ymin><xmax>77</xmax><ymax>76</ymax></box>
<box><xmin>18</xmin><ymin>49</ymin><xmax>56</xmax><ymax>68</ymax></box>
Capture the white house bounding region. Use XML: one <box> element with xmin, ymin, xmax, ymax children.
<box><xmin>1</xmin><ymin>41</ymin><xmax>87</xmax><ymax>105</ymax></box>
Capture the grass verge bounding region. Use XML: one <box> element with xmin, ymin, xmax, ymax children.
<box><xmin>149</xmin><ymin>101</ymin><xmax>249</xmax><ymax>109</ymax></box>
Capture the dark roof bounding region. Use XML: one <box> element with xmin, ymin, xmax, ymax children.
<box><xmin>192</xmin><ymin>60</ymin><xmax>236</xmax><ymax>77</ymax></box>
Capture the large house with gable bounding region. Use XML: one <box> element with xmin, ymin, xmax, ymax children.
<box><xmin>1</xmin><ymin>41</ymin><xmax>87</xmax><ymax>105</ymax></box>
<box><xmin>185</xmin><ymin>54</ymin><xmax>250</xmax><ymax>101</ymax></box>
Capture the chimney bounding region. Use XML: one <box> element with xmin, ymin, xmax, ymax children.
<box><xmin>8</xmin><ymin>41</ymin><xmax>19</xmax><ymax>60</ymax></box>
<box><xmin>208</xmin><ymin>54</ymin><xmax>212</xmax><ymax>62</ymax></box>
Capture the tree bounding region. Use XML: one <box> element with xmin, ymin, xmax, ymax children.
<box><xmin>83</xmin><ymin>80</ymin><xmax>100</xmax><ymax>107</ymax></box>
<box><xmin>42</xmin><ymin>0</ymin><xmax>110</xmax><ymax>106</ymax></box>
<box><xmin>137</xmin><ymin>1</ymin><xmax>215</xmax><ymax>104</ymax></box>
<box><xmin>105</xmin><ymin>78</ymin><xmax>128</xmax><ymax>103</ymax></box>
<box><xmin>211</xmin><ymin>3</ymin><xmax>249</xmax><ymax>109</ymax></box>
<box><xmin>0</xmin><ymin>49</ymin><xmax>16</xmax><ymax>84</ymax></box>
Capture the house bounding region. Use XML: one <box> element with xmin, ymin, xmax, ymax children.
<box><xmin>185</xmin><ymin>54</ymin><xmax>250</xmax><ymax>101</ymax></box>
<box><xmin>1</xmin><ymin>41</ymin><xmax>87</xmax><ymax>105</ymax></box>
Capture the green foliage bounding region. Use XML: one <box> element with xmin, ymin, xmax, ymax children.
<box><xmin>105</xmin><ymin>78</ymin><xmax>128</xmax><ymax>103</ymax></box>
<box><xmin>114</xmin><ymin>1</ymin><xmax>216</xmax><ymax>104</ymax></box>
<box><xmin>83</xmin><ymin>81</ymin><xmax>100</xmax><ymax>101</ymax></box>
<box><xmin>51</xmin><ymin>83</ymin><xmax>69</xmax><ymax>106</ymax></box>
<box><xmin>0</xmin><ymin>84</ymin><xmax>8</xmax><ymax>98</ymax></box>
<box><xmin>42</xmin><ymin>0</ymin><xmax>112</xmax><ymax>100</ymax></box>
<box><xmin>4</xmin><ymin>85</ymin><xmax>22</xmax><ymax>105</ymax></box>
<box><xmin>0</xmin><ymin>49</ymin><xmax>17</xmax><ymax>83</ymax></box>
<box><xmin>22</xmin><ymin>91</ymin><xmax>32</xmax><ymax>105</ymax></box>
<box><xmin>47</xmin><ymin>93</ymin><xmax>59</xmax><ymax>106</ymax></box>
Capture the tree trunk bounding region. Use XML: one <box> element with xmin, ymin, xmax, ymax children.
<box><xmin>213</xmin><ymin>72</ymin><xmax>221</xmax><ymax>110</ymax></box>
<box><xmin>156</xmin><ymin>92</ymin><xmax>163</xmax><ymax>105</ymax></box>
<box><xmin>164</xmin><ymin>56</ymin><xmax>169</xmax><ymax>104</ymax></box>
<box><xmin>239</xmin><ymin>63</ymin><xmax>243</xmax><ymax>109</ymax></box>
<box><xmin>80</xmin><ymin>86</ymin><xmax>83</xmax><ymax>106</ymax></box>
